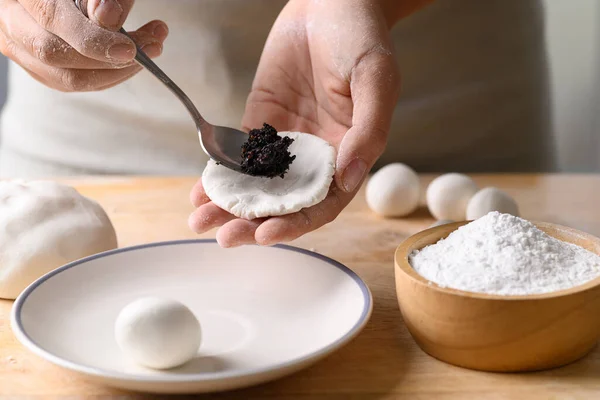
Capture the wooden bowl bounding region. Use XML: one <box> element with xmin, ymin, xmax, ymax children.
<box><xmin>394</xmin><ymin>221</ymin><xmax>600</xmax><ymax>372</ymax></box>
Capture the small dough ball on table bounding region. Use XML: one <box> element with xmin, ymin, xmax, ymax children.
<box><xmin>366</xmin><ymin>163</ymin><xmax>420</xmax><ymax>217</ymax></box>
<box><xmin>0</xmin><ymin>180</ymin><xmax>117</xmax><ymax>300</ymax></box>
<box><xmin>466</xmin><ymin>187</ymin><xmax>519</xmax><ymax>220</ymax></box>
<box><xmin>426</xmin><ymin>173</ymin><xmax>478</xmax><ymax>221</ymax></box>
<box><xmin>203</xmin><ymin>131</ymin><xmax>336</xmax><ymax>220</ymax></box>
<box><xmin>115</xmin><ymin>297</ymin><xmax>201</xmax><ymax>370</ymax></box>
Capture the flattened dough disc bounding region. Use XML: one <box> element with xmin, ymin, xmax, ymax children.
<box><xmin>202</xmin><ymin>132</ymin><xmax>336</xmax><ymax>220</ymax></box>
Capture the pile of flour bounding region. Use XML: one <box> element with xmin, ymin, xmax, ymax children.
<box><xmin>409</xmin><ymin>212</ymin><xmax>600</xmax><ymax>295</ymax></box>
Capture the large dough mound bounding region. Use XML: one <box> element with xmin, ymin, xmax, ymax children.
<box><xmin>0</xmin><ymin>180</ymin><xmax>118</xmax><ymax>299</ymax></box>
<box><xmin>203</xmin><ymin>132</ymin><xmax>336</xmax><ymax>220</ymax></box>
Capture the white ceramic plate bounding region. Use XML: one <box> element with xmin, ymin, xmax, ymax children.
<box><xmin>11</xmin><ymin>240</ymin><xmax>372</xmax><ymax>394</ymax></box>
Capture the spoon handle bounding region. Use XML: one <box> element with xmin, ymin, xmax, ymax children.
<box><xmin>118</xmin><ymin>28</ymin><xmax>207</xmax><ymax>130</ymax></box>
<box><xmin>73</xmin><ymin>1</ymin><xmax>206</xmax><ymax>130</ymax></box>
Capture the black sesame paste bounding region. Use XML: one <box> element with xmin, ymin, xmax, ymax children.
<box><xmin>240</xmin><ymin>123</ymin><xmax>296</xmax><ymax>178</ymax></box>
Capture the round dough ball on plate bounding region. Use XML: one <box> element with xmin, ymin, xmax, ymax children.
<box><xmin>115</xmin><ymin>297</ymin><xmax>201</xmax><ymax>370</ymax></box>
<box><xmin>366</xmin><ymin>163</ymin><xmax>420</xmax><ymax>217</ymax></box>
<box><xmin>466</xmin><ymin>187</ymin><xmax>519</xmax><ymax>220</ymax></box>
<box><xmin>203</xmin><ymin>132</ymin><xmax>336</xmax><ymax>220</ymax></box>
<box><xmin>0</xmin><ymin>180</ymin><xmax>117</xmax><ymax>299</ymax></box>
<box><xmin>426</xmin><ymin>173</ymin><xmax>478</xmax><ymax>221</ymax></box>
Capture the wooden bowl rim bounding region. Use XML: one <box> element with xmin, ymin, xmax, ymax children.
<box><xmin>395</xmin><ymin>220</ymin><xmax>600</xmax><ymax>300</ymax></box>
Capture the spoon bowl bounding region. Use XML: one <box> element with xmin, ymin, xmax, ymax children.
<box><xmin>201</xmin><ymin>125</ymin><xmax>249</xmax><ymax>173</ymax></box>
<box><xmin>124</xmin><ymin>39</ymin><xmax>248</xmax><ymax>173</ymax></box>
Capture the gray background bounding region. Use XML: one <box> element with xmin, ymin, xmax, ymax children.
<box><xmin>0</xmin><ymin>0</ymin><xmax>598</xmax><ymax>172</ymax></box>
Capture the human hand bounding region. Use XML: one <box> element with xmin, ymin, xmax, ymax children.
<box><xmin>189</xmin><ymin>0</ymin><xmax>401</xmax><ymax>247</ymax></box>
<box><xmin>0</xmin><ymin>0</ymin><xmax>168</xmax><ymax>92</ymax></box>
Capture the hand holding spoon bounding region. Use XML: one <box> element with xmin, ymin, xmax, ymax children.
<box><xmin>74</xmin><ymin>0</ymin><xmax>248</xmax><ymax>173</ymax></box>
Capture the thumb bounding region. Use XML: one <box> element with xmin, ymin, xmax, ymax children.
<box><xmin>335</xmin><ymin>51</ymin><xmax>401</xmax><ymax>193</ymax></box>
<box><xmin>86</xmin><ymin>0</ymin><xmax>136</xmax><ymax>31</ymax></box>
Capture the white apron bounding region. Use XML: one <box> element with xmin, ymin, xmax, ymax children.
<box><xmin>0</xmin><ymin>0</ymin><xmax>554</xmax><ymax>178</ymax></box>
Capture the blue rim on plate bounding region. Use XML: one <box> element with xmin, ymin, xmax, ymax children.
<box><xmin>11</xmin><ymin>239</ymin><xmax>373</xmax><ymax>383</ymax></box>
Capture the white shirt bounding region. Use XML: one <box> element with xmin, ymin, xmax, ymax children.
<box><xmin>0</xmin><ymin>0</ymin><xmax>554</xmax><ymax>178</ymax></box>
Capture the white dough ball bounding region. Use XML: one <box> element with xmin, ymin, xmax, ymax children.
<box><xmin>115</xmin><ymin>297</ymin><xmax>201</xmax><ymax>369</ymax></box>
<box><xmin>366</xmin><ymin>163</ymin><xmax>420</xmax><ymax>217</ymax></box>
<box><xmin>426</xmin><ymin>173</ymin><xmax>478</xmax><ymax>221</ymax></box>
<box><xmin>466</xmin><ymin>187</ymin><xmax>519</xmax><ymax>220</ymax></box>
<box><xmin>0</xmin><ymin>180</ymin><xmax>117</xmax><ymax>299</ymax></box>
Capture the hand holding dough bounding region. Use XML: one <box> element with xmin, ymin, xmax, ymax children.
<box><xmin>0</xmin><ymin>180</ymin><xmax>117</xmax><ymax>299</ymax></box>
<box><xmin>195</xmin><ymin>0</ymin><xmax>401</xmax><ymax>247</ymax></box>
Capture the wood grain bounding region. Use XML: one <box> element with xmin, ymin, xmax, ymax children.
<box><xmin>1</xmin><ymin>174</ymin><xmax>600</xmax><ymax>399</ymax></box>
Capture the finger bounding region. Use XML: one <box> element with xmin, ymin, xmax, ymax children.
<box><xmin>86</xmin><ymin>0</ymin><xmax>135</xmax><ymax>31</ymax></box>
<box><xmin>18</xmin><ymin>0</ymin><xmax>136</xmax><ymax>62</ymax></box>
<box><xmin>0</xmin><ymin>26</ymin><xmax>16</xmax><ymax>60</ymax></box>
<box><xmin>2</xmin><ymin>2</ymin><xmax>165</xmax><ymax>69</ymax></box>
<box><xmin>216</xmin><ymin>219</ymin><xmax>266</xmax><ymax>248</ymax></box>
<box><xmin>124</xmin><ymin>20</ymin><xmax>168</xmax><ymax>54</ymax></box>
<box><xmin>190</xmin><ymin>179</ymin><xmax>211</xmax><ymax>208</ymax></box>
<box><xmin>336</xmin><ymin>51</ymin><xmax>401</xmax><ymax>193</ymax></box>
<box><xmin>254</xmin><ymin>187</ymin><xmax>350</xmax><ymax>246</ymax></box>
<box><xmin>188</xmin><ymin>202</ymin><xmax>236</xmax><ymax>234</ymax></box>
<box><xmin>0</xmin><ymin>29</ymin><xmax>146</xmax><ymax>91</ymax></box>
<box><xmin>0</xmin><ymin>28</ymin><xmax>56</xmax><ymax>87</ymax></box>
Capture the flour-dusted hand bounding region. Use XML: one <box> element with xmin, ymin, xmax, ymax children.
<box><xmin>0</xmin><ymin>0</ymin><xmax>168</xmax><ymax>91</ymax></box>
<box><xmin>189</xmin><ymin>0</ymin><xmax>432</xmax><ymax>247</ymax></box>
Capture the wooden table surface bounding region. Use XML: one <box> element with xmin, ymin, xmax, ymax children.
<box><xmin>1</xmin><ymin>174</ymin><xmax>600</xmax><ymax>399</ymax></box>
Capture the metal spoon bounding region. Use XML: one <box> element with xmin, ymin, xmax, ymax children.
<box><xmin>74</xmin><ymin>0</ymin><xmax>248</xmax><ymax>173</ymax></box>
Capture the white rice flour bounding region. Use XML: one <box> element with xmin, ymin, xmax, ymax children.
<box><xmin>409</xmin><ymin>212</ymin><xmax>600</xmax><ymax>295</ymax></box>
